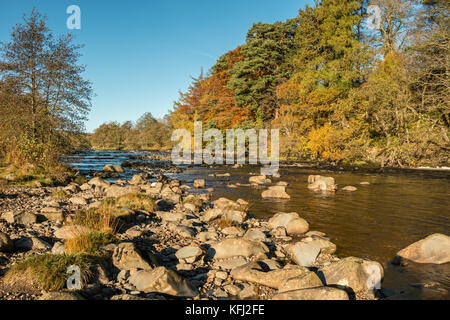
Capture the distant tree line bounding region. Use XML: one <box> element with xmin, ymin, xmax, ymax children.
<box><xmin>89</xmin><ymin>113</ymin><xmax>172</xmax><ymax>150</ymax></box>
<box><xmin>170</xmin><ymin>0</ymin><xmax>449</xmax><ymax>167</ymax></box>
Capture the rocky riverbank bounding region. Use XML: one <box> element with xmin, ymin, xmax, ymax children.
<box><xmin>0</xmin><ymin>166</ymin><xmax>448</xmax><ymax>301</ymax></box>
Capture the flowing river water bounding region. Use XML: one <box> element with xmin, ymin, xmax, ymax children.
<box><xmin>67</xmin><ymin>150</ymin><xmax>450</xmax><ymax>300</ymax></box>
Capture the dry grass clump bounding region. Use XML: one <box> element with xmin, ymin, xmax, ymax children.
<box><xmin>71</xmin><ymin>208</ymin><xmax>121</xmax><ymax>234</ymax></box>
<box><xmin>3</xmin><ymin>254</ymin><xmax>94</xmax><ymax>292</ymax></box>
<box><xmin>115</xmin><ymin>193</ymin><xmax>156</xmax><ymax>213</ymax></box>
<box><xmin>65</xmin><ymin>231</ymin><xmax>117</xmax><ymax>255</ymax></box>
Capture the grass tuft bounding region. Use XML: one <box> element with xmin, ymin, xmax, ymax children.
<box><xmin>65</xmin><ymin>231</ymin><xmax>117</xmax><ymax>255</ymax></box>
<box><xmin>3</xmin><ymin>254</ymin><xmax>94</xmax><ymax>292</ymax></box>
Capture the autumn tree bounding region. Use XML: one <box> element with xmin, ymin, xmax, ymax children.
<box><xmin>227</xmin><ymin>20</ymin><xmax>299</xmax><ymax>125</ymax></box>
<box><xmin>0</xmin><ymin>9</ymin><xmax>92</xmax><ymax>168</ymax></box>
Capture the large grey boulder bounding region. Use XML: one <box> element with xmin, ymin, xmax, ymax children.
<box><xmin>210</xmin><ymin>238</ymin><xmax>269</xmax><ymax>260</ymax></box>
<box><xmin>318</xmin><ymin>257</ymin><xmax>384</xmax><ymax>293</ymax></box>
<box><xmin>272</xmin><ymin>287</ymin><xmax>349</xmax><ymax>300</ymax></box>
<box><xmin>394</xmin><ymin>233</ymin><xmax>450</xmax><ymax>265</ymax></box>
<box><xmin>128</xmin><ymin>267</ymin><xmax>197</xmax><ymax>297</ymax></box>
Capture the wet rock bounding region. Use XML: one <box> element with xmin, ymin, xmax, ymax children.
<box><xmin>262</xmin><ymin>186</ymin><xmax>290</xmax><ymax>199</ymax></box>
<box><xmin>0</xmin><ymin>232</ymin><xmax>14</xmax><ymax>252</ymax></box>
<box><xmin>112</xmin><ymin>242</ymin><xmax>154</xmax><ymax>271</ymax></box>
<box><xmin>318</xmin><ymin>257</ymin><xmax>384</xmax><ymax>293</ymax></box>
<box><xmin>307</xmin><ymin>175</ymin><xmax>337</xmax><ymax>192</ymax></box>
<box><xmin>103</xmin><ymin>165</ymin><xmax>124</xmax><ymax>173</ymax></box>
<box><xmin>249</xmin><ymin>176</ymin><xmax>272</xmax><ymax>185</ymax></box>
<box><xmin>2</xmin><ymin>211</ymin><xmax>37</xmax><ymax>225</ymax></box>
<box><xmin>231</xmin><ymin>262</ymin><xmax>310</xmax><ymax>289</ymax></box>
<box><xmin>39</xmin><ymin>291</ymin><xmax>85</xmax><ymax>300</ymax></box>
<box><xmin>394</xmin><ymin>233</ymin><xmax>450</xmax><ymax>265</ymax></box>
<box><xmin>193</xmin><ymin>179</ymin><xmax>205</xmax><ymax>189</ymax></box>
<box><xmin>175</xmin><ymin>246</ymin><xmax>203</xmax><ymax>263</ymax></box>
<box><xmin>128</xmin><ymin>267</ymin><xmax>197</xmax><ymax>297</ymax></box>
<box><xmin>273</xmin><ymin>287</ymin><xmax>349</xmax><ymax>300</ymax></box>
<box><xmin>342</xmin><ymin>186</ymin><xmax>357</xmax><ymax>192</ymax></box>
<box><xmin>210</xmin><ymin>238</ymin><xmax>269</xmax><ymax>260</ymax></box>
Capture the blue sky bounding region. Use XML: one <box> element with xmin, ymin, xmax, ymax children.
<box><xmin>1</xmin><ymin>0</ymin><xmax>312</xmax><ymax>132</ymax></box>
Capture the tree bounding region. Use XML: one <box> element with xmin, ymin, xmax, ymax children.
<box><xmin>0</xmin><ymin>9</ymin><xmax>92</xmax><ymax>167</ymax></box>
<box><xmin>227</xmin><ymin>19</ymin><xmax>299</xmax><ymax>124</ymax></box>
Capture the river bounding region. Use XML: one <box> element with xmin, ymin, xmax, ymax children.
<box><xmin>66</xmin><ymin>150</ymin><xmax>450</xmax><ymax>300</ymax></box>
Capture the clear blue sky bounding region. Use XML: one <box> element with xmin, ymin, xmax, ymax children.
<box><xmin>1</xmin><ymin>0</ymin><xmax>312</xmax><ymax>132</ymax></box>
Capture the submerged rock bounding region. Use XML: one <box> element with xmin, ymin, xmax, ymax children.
<box><xmin>394</xmin><ymin>233</ymin><xmax>450</xmax><ymax>265</ymax></box>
